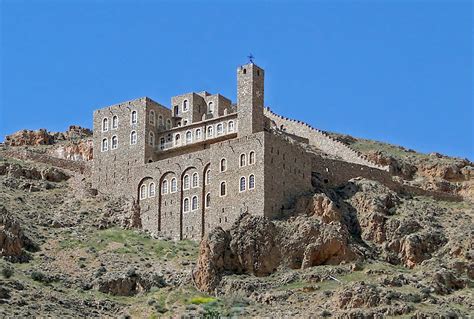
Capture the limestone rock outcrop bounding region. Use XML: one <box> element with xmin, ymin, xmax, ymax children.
<box><xmin>48</xmin><ymin>139</ymin><xmax>93</xmax><ymax>161</ymax></box>
<box><xmin>0</xmin><ymin>206</ymin><xmax>37</xmax><ymax>261</ymax></box>
<box><xmin>4</xmin><ymin>125</ymin><xmax>92</xmax><ymax>147</ymax></box>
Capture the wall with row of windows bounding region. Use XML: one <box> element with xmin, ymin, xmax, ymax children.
<box><xmin>100</xmin><ymin>131</ymin><xmax>139</xmax><ymax>152</ymax></box>
<box><xmin>218</xmin><ymin>174</ymin><xmax>256</xmax><ymax>197</ymax></box>
<box><xmin>219</xmin><ymin>151</ymin><xmax>256</xmax><ymax>172</ymax></box>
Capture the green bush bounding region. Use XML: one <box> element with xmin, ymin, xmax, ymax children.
<box><xmin>1</xmin><ymin>265</ymin><xmax>14</xmax><ymax>279</ymax></box>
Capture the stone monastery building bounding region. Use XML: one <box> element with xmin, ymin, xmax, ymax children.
<box><xmin>92</xmin><ymin>62</ymin><xmax>389</xmax><ymax>240</ymax></box>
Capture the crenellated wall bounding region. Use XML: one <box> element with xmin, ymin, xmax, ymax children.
<box><xmin>264</xmin><ymin>108</ymin><xmax>390</xmax><ymax>171</ymax></box>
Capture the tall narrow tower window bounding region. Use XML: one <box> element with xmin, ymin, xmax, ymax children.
<box><xmin>130</xmin><ymin>131</ymin><xmax>137</xmax><ymax>145</ymax></box>
<box><xmin>220</xmin><ymin>181</ymin><xmax>226</xmax><ymax>196</ymax></box>
<box><xmin>102</xmin><ymin>118</ymin><xmax>108</xmax><ymax>132</ymax></box>
<box><xmin>111</xmin><ymin>136</ymin><xmax>118</xmax><ymax>149</ymax></box>
<box><xmin>149</xmin><ymin>110</ymin><xmax>156</xmax><ymax>125</ymax></box>
<box><xmin>183</xmin><ymin>100</ymin><xmax>189</xmax><ymax>112</ymax></box>
<box><xmin>101</xmin><ymin>138</ymin><xmax>108</xmax><ymax>152</ymax></box>
<box><xmin>208</xmin><ymin>102</ymin><xmax>214</xmax><ymax>114</ymax></box>
<box><xmin>131</xmin><ymin>111</ymin><xmax>137</xmax><ymax>124</ymax></box>
<box><xmin>148</xmin><ymin>131</ymin><xmax>155</xmax><ymax>146</ymax></box>
<box><xmin>112</xmin><ymin>116</ymin><xmax>118</xmax><ymax>129</ymax></box>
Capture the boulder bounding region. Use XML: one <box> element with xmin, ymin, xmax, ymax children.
<box><xmin>40</xmin><ymin>167</ymin><xmax>70</xmax><ymax>182</ymax></box>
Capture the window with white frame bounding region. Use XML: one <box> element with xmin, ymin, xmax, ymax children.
<box><xmin>101</xmin><ymin>138</ymin><xmax>108</xmax><ymax>152</ymax></box>
<box><xmin>228</xmin><ymin>120</ymin><xmax>235</xmax><ymax>132</ymax></box>
<box><xmin>102</xmin><ymin>118</ymin><xmax>108</xmax><ymax>132</ymax></box>
<box><xmin>140</xmin><ymin>184</ymin><xmax>147</xmax><ymax>199</ymax></box>
<box><xmin>186</xmin><ymin>131</ymin><xmax>192</xmax><ymax>144</ymax></box>
<box><xmin>183</xmin><ymin>174</ymin><xmax>190</xmax><ymax>190</ymax></box>
<box><xmin>130</xmin><ymin>131</ymin><xmax>137</xmax><ymax>145</ymax></box>
<box><xmin>208</xmin><ymin>101</ymin><xmax>214</xmax><ymax>113</ymax></box>
<box><xmin>220</xmin><ymin>181</ymin><xmax>226</xmax><ymax>196</ymax></box>
<box><xmin>149</xmin><ymin>182</ymin><xmax>156</xmax><ymax>197</ymax></box>
<box><xmin>171</xmin><ymin>178</ymin><xmax>177</xmax><ymax>192</ymax></box>
<box><xmin>191</xmin><ymin>196</ymin><xmax>198</xmax><ymax>210</ymax></box>
<box><xmin>220</xmin><ymin>158</ymin><xmax>227</xmax><ymax>172</ymax></box>
<box><xmin>175</xmin><ymin>133</ymin><xmax>181</xmax><ymax>146</ymax></box>
<box><xmin>240</xmin><ymin>153</ymin><xmax>246</xmax><ymax>167</ymax></box>
<box><xmin>111</xmin><ymin>135</ymin><xmax>118</xmax><ymax>149</ymax></box>
<box><xmin>195</xmin><ymin>128</ymin><xmax>202</xmax><ymax>140</ymax></box>
<box><xmin>148</xmin><ymin>131</ymin><xmax>155</xmax><ymax>146</ymax></box>
<box><xmin>192</xmin><ymin>172</ymin><xmax>199</xmax><ymax>188</ymax></box>
<box><xmin>249</xmin><ymin>174</ymin><xmax>255</xmax><ymax>189</ymax></box>
<box><xmin>131</xmin><ymin>111</ymin><xmax>137</xmax><ymax>124</ymax></box>
<box><xmin>162</xmin><ymin>180</ymin><xmax>168</xmax><ymax>194</ymax></box>
<box><xmin>207</xmin><ymin>126</ymin><xmax>213</xmax><ymax>137</ymax></box>
<box><xmin>183</xmin><ymin>197</ymin><xmax>190</xmax><ymax>212</ymax></box>
<box><xmin>150</xmin><ymin>110</ymin><xmax>156</xmax><ymax>125</ymax></box>
<box><xmin>205</xmin><ymin>169</ymin><xmax>210</xmax><ymax>185</ymax></box>
<box><xmin>183</xmin><ymin>100</ymin><xmax>189</xmax><ymax>112</ymax></box>
<box><xmin>205</xmin><ymin>193</ymin><xmax>211</xmax><ymax>208</ymax></box>
<box><xmin>217</xmin><ymin>123</ymin><xmax>223</xmax><ymax>135</ymax></box>
<box><xmin>112</xmin><ymin>116</ymin><xmax>118</xmax><ymax>129</ymax></box>
<box><xmin>249</xmin><ymin>151</ymin><xmax>255</xmax><ymax>165</ymax></box>
<box><xmin>240</xmin><ymin>176</ymin><xmax>246</xmax><ymax>192</ymax></box>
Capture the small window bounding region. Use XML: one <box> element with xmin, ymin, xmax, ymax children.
<box><xmin>191</xmin><ymin>196</ymin><xmax>198</xmax><ymax>210</ymax></box>
<box><xmin>186</xmin><ymin>131</ymin><xmax>192</xmax><ymax>144</ymax></box>
<box><xmin>149</xmin><ymin>110</ymin><xmax>156</xmax><ymax>125</ymax></box>
<box><xmin>196</xmin><ymin>129</ymin><xmax>202</xmax><ymax>140</ymax></box>
<box><xmin>130</xmin><ymin>131</ymin><xmax>137</xmax><ymax>145</ymax></box>
<box><xmin>183</xmin><ymin>174</ymin><xmax>190</xmax><ymax>190</ymax></box>
<box><xmin>112</xmin><ymin>116</ymin><xmax>118</xmax><ymax>129</ymax></box>
<box><xmin>208</xmin><ymin>101</ymin><xmax>214</xmax><ymax>113</ymax></box>
<box><xmin>192</xmin><ymin>172</ymin><xmax>199</xmax><ymax>188</ymax></box>
<box><xmin>249</xmin><ymin>151</ymin><xmax>255</xmax><ymax>165</ymax></box>
<box><xmin>131</xmin><ymin>111</ymin><xmax>137</xmax><ymax>124</ymax></box>
<box><xmin>160</xmin><ymin>137</ymin><xmax>165</xmax><ymax>150</ymax></box>
<box><xmin>149</xmin><ymin>182</ymin><xmax>156</xmax><ymax>197</ymax></box>
<box><xmin>207</xmin><ymin>126</ymin><xmax>213</xmax><ymax>137</ymax></box>
<box><xmin>249</xmin><ymin>174</ymin><xmax>255</xmax><ymax>189</ymax></box>
<box><xmin>171</xmin><ymin>178</ymin><xmax>177</xmax><ymax>192</ymax></box>
<box><xmin>240</xmin><ymin>176</ymin><xmax>246</xmax><ymax>192</ymax></box>
<box><xmin>240</xmin><ymin>153</ymin><xmax>246</xmax><ymax>167</ymax></box>
<box><xmin>228</xmin><ymin>120</ymin><xmax>235</xmax><ymax>132</ymax></box>
<box><xmin>183</xmin><ymin>100</ymin><xmax>189</xmax><ymax>112</ymax></box>
<box><xmin>243</xmin><ymin>68</ymin><xmax>247</xmax><ymax>74</ymax></box>
<box><xmin>111</xmin><ymin>136</ymin><xmax>118</xmax><ymax>150</ymax></box>
<box><xmin>183</xmin><ymin>198</ymin><xmax>190</xmax><ymax>212</ymax></box>
<box><xmin>174</xmin><ymin>105</ymin><xmax>179</xmax><ymax>116</ymax></box>
<box><xmin>162</xmin><ymin>180</ymin><xmax>168</xmax><ymax>194</ymax></box>
<box><xmin>102</xmin><ymin>118</ymin><xmax>108</xmax><ymax>132</ymax></box>
<box><xmin>220</xmin><ymin>181</ymin><xmax>226</xmax><ymax>196</ymax></box>
<box><xmin>205</xmin><ymin>169</ymin><xmax>210</xmax><ymax>185</ymax></box>
<box><xmin>158</xmin><ymin>115</ymin><xmax>164</xmax><ymax>127</ymax></box>
<box><xmin>140</xmin><ymin>184</ymin><xmax>147</xmax><ymax>199</ymax></box>
<box><xmin>220</xmin><ymin>158</ymin><xmax>227</xmax><ymax>172</ymax></box>
<box><xmin>101</xmin><ymin>138</ymin><xmax>108</xmax><ymax>152</ymax></box>
<box><xmin>175</xmin><ymin>133</ymin><xmax>181</xmax><ymax>146</ymax></box>
<box><xmin>217</xmin><ymin>123</ymin><xmax>223</xmax><ymax>135</ymax></box>
<box><xmin>205</xmin><ymin>193</ymin><xmax>210</xmax><ymax>208</ymax></box>
<box><xmin>166</xmin><ymin>119</ymin><xmax>171</xmax><ymax>130</ymax></box>
<box><xmin>148</xmin><ymin>131</ymin><xmax>155</xmax><ymax>146</ymax></box>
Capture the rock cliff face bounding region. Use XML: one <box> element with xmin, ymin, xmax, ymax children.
<box><xmin>0</xmin><ymin>206</ymin><xmax>37</xmax><ymax>261</ymax></box>
<box><xmin>4</xmin><ymin>126</ymin><xmax>91</xmax><ymax>147</ymax></box>
<box><xmin>48</xmin><ymin>139</ymin><xmax>93</xmax><ymax>161</ymax></box>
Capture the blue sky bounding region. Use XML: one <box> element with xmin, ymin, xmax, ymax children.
<box><xmin>1</xmin><ymin>0</ymin><xmax>472</xmax><ymax>159</ymax></box>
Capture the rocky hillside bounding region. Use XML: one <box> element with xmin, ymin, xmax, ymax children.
<box><xmin>0</xmin><ymin>127</ymin><xmax>473</xmax><ymax>318</ymax></box>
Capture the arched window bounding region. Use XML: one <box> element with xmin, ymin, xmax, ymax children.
<box><xmin>205</xmin><ymin>193</ymin><xmax>211</xmax><ymax>208</ymax></box>
<box><xmin>217</xmin><ymin>123</ymin><xmax>223</xmax><ymax>135</ymax></box>
<box><xmin>205</xmin><ymin>169</ymin><xmax>210</xmax><ymax>185</ymax></box>
<box><xmin>160</xmin><ymin>137</ymin><xmax>165</xmax><ymax>150</ymax></box>
<box><xmin>208</xmin><ymin>101</ymin><xmax>214</xmax><ymax>113</ymax></box>
<box><xmin>171</xmin><ymin>178</ymin><xmax>177</xmax><ymax>192</ymax></box>
<box><xmin>131</xmin><ymin>111</ymin><xmax>137</xmax><ymax>124</ymax></box>
<box><xmin>149</xmin><ymin>182</ymin><xmax>156</xmax><ymax>197</ymax></box>
<box><xmin>186</xmin><ymin>131</ymin><xmax>192</xmax><ymax>144</ymax></box>
<box><xmin>112</xmin><ymin>116</ymin><xmax>118</xmax><ymax>129</ymax></box>
<box><xmin>166</xmin><ymin>119</ymin><xmax>171</xmax><ymax>130</ymax></box>
<box><xmin>148</xmin><ymin>131</ymin><xmax>155</xmax><ymax>146</ymax></box>
<box><xmin>111</xmin><ymin>135</ymin><xmax>118</xmax><ymax>150</ymax></box>
<box><xmin>195</xmin><ymin>129</ymin><xmax>202</xmax><ymax>140</ymax></box>
<box><xmin>183</xmin><ymin>100</ymin><xmax>189</xmax><ymax>112</ymax></box>
<box><xmin>240</xmin><ymin>153</ymin><xmax>246</xmax><ymax>167</ymax></box>
<box><xmin>162</xmin><ymin>180</ymin><xmax>168</xmax><ymax>194</ymax></box>
<box><xmin>240</xmin><ymin>176</ymin><xmax>246</xmax><ymax>192</ymax></box>
<box><xmin>220</xmin><ymin>181</ymin><xmax>226</xmax><ymax>196</ymax></box>
<box><xmin>192</xmin><ymin>172</ymin><xmax>199</xmax><ymax>188</ymax></box>
<box><xmin>101</xmin><ymin>138</ymin><xmax>108</xmax><ymax>152</ymax></box>
<box><xmin>140</xmin><ymin>184</ymin><xmax>147</xmax><ymax>199</ymax></box>
<box><xmin>249</xmin><ymin>151</ymin><xmax>255</xmax><ymax>165</ymax></box>
<box><xmin>220</xmin><ymin>158</ymin><xmax>226</xmax><ymax>172</ymax></box>
<box><xmin>191</xmin><ymin>196</ymin><xmax>198</xmax><ymax>210</ymax></box>
<box><xmin>249</xmin><ymin>174</ymin><xmax>255</xmax><ymax>190</ymax></box>
<box><xmin>207</xmin><ymin>126</ymin><xmax>213</xmax><ymax>137</ymax></box>
<box><xmin>183</xmin><ymin>174</ymin><xmax>190</xmax><ymax>190</ymax></box>
<box><xmin>130</xmin><ymin>131</ymin><xmax>137</xmax><ymax>145</ymax></box>
<box><xmin>183</xmin><ymin>198</ymin><xmax>190</xmax><ymax>212</ymax></box>
<box><xmin>149</xmin><ymin>110</ymin><xmax>156</xmax><ymax>125</ymax></box>
<box><xmin>102</xmin><ymin>118</ymin><xmax>108</xmax><ymax>132</ymax></box>
<box><xmin>228</xmin><ymin>120</ymin><xmax>235</xmax><ymax>132</ymax></box>
<box><xmin>174</xmin><ymin>105</ymin><xmax>179</xmax><ymax>116</ymax></box>
<box><xmin>158</xmin><ymin>115</ymin><xmax>164</xmax><ymax>127</ymax></box>
<box><xmin>175</xmin><ymin>133</ymin><xmax>181</xmax><ymax>146</ymax></box>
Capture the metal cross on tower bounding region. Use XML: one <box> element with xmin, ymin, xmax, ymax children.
<box><xmin>247</xmin><ymin>53</ymin><xmax>255</xmax><ymax>63</ymax></box>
